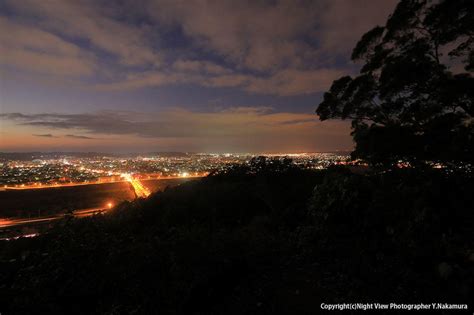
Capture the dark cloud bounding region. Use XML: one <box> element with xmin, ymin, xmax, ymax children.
<box><xmin>65</xmin><ymin>134</ymin><xmax>97</xmax><ymax>140</ymax></box>
<box><xmin>1</xmin><ymin>0</ymin><xmax>398</xmax><ymax>95</ymax></box>
<box><xmin>0</xmin><ymin>16</ymin><xmax>95</xmax><ymax>77</ymax></box>
<box><xmin>2</xmin><ymin>112</ymin><xmax>145</xmax><ymax>136</ymax></box>
<box><xmin>1</xmin><ymin>0</ymin><xmax>395</xmax><ymax>151</ymax></box>
<box><xmin>277</xmin><ymin>118</ymin><xmax>316</xmax><ymax>125</ymax></box>
<box><xmin>2</xmin><ymin>0</ymin><xmax>160</xmax><ymax>67</ymax></box>
<box><xmin>149</xmin><ymin>0</ymin><xmax>396</xmax><ymax>71</ymax></box>
<box><xmin>316</xmin><ymin>0</ymin><xmax>399</xmax><ymax>56</ymax></box>
<box><xmin>0</xmin><ymin>110</ymin><xmax>352</xmax><ymax>152</ymax></box>
<box><xmin>33</xmin><ymin>133</ymin><xmax>55</xmax><ymax>138</ymax></box>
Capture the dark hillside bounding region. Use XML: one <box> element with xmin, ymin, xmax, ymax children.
<box><xmin>1</xmin><ymin>162</ymin><xmax>473</xmax><ymax>314</ymax></box>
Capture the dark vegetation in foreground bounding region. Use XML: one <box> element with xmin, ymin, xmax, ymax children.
<box><xmin>1</xmin><ymin>159</ymin><xmax>473</xmax><ymax>314</ymax></box>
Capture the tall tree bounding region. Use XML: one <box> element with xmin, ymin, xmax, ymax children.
<box><xmin>316</xmin><ymin>0</ymin><xmax>473</xmax><ymax>166</ymax></box>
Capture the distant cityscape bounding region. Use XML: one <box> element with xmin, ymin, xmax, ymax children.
<box><xmin>0</xmin><ymin>152</ymin><xmax>350</xmax><ymax>187</ymax></box>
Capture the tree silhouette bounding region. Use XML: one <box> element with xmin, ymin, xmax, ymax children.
<box><xmin>316</xmin><ymin>0</ymin><xmax>473</xmax><ymax>166</ymax></box>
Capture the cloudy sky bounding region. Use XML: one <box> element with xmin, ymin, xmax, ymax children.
<box><xmin>0</xmin><ymin>0</ymin><xmax>397</xmax><ymax>153</ymax></box>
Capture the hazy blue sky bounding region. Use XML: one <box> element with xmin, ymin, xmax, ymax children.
<box><xmin>0</xmin><ymin>0</ymin><xmax>397</xmax><ymax>152</ymax></box>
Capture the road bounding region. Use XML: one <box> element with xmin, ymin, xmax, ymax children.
<box><xmin>0</xmin><ymin>174</ymin><xmax>205</xmax><ymax>230</ymax></box>
<box><xmin>0</xmin><ymin>207</ymin><xmax>109</xmax><ymax>229</ymax></box>
<box><xmin>121</xmin><ymin>173</ymin><xmax>151</xmax><ymax>198</ymax></box>
<box><xmin>0</xmin><ymin>176</ymin><xmax>153</xmax><ymax>229</ymax></box>
<box><xmin>1</xmin><ymin>175</ymin><xmax>175</xmax><ymax>229</ymax></box>
<box><xmin>3</xmin><ymin>174</ymin><xmax>206</xmax><ymax>190</ymax></box>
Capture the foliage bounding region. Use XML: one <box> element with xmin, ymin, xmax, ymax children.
<box><xmin>316</xmin><ymin>0</ymin><xmax>474</xmax><ymax>165</ymax></box>
<box><xmin>1</xmin><ymin>163</ymin><xmax>473</xmax><ymax>314</ymax></box>
<box><xmin>0</xmin><ymin>162</ymin><xmax>323</xmax><ymax>314</ymax></box>
<box><xmin>303</xmin><ymin>168</ymin><xmax>474</xmax><ymax>301</ymax></box>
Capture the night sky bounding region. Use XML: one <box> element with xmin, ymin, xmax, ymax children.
<box><xmin>0</xmin><ymin>0</ymin><xmax>397</xmax><ymax>153</ymax></box>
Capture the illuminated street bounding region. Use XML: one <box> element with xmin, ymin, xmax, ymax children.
<box><xmin>0</xmin><ymin>173</ymin><xmax>203</xmax><ymax>235</ymax></box>
<box><xmin>0</xmin><ymin>206</ymin><xmax>108</xmax><ymax>229</ymax></box>
<box><xmin>2</xmin><ymin>173</ymin><xmax>207</xmax><ymax>190</ymax></box>
<box><xmin>121</xmin><ymin>173</ymin><xmax>151</xmax><ymax>198</ymax></box>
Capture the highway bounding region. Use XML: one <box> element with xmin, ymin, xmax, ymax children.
<box><xmin>121</xmin><ymin>173</ymin><xmax>151</xmax><ymax>198</ymax></box>
<box><xmin>3</xmin><ymin>174</ymin><xmax>206</xmax><ymax>190</ymax></box>
<box><xmin>0</xmin><ymin>206</ymin><xmax>109</xmax><ymax>229</ymax></box>
<box><xmin>0</xmin><ymin>174</ymin><xmax>203</xmax><ymax>231</ymax></box>
<box><xmin>2</xmin><ymin>175</ymin><xmax>160</xmax><ymax>229</ymax></box>
<box><xmin>0</xmin><ymin>176</ymin><xmax>151</xmax><ymax>229</ymax></box>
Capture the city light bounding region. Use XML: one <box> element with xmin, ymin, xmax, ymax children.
<box><xmin>0</xmin><ymin>153</ymin><xmax>354</xmax><ymax>190</ymax></box>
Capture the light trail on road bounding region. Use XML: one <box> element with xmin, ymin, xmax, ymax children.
<box><xmin>4</xmin><ymin>174</ymin><xmax>206</xmax><ymax>190</ymax></box>
<box><xmin>121</xmin><ymin>173</ymin><xmax>151</xmax><ymax>198</ymax></box>
<box><xmin>0</xmin><ymin>174</ymin><xmax>206</xmax><ymax>232</ymax></box>
<box><xmin>0</xmin><ymin>207</ymin><xmax>108</xmax><ymax>229</ymax></box>
<box><xmin>0</xmin><ymin>175</ymin><xmax>153</xmax><ymax>231</ymax></box>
